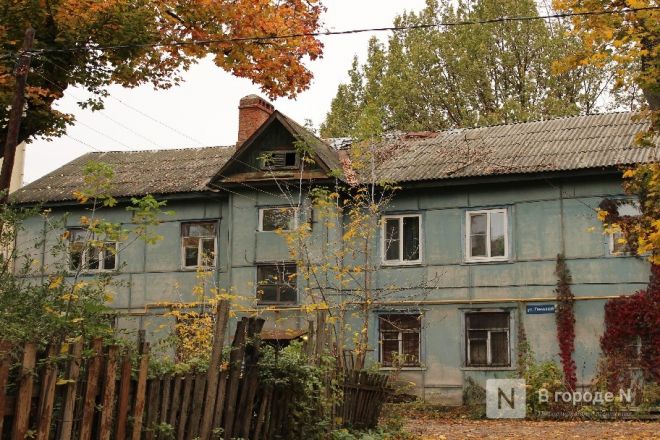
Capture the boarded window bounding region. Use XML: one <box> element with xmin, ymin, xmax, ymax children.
<box><xmin>67</xmin><ymin>227</ymin><xmax>117</xmax><ymax>271</ymax></box>
<box><xmin>379</xmin><ymin>314</ymin><xmax>421</xmax><ymax>367</ymax></box>
<box><xmin>382</xmin><ymin>215</ymin><xmax>421</xmax><ymax>263</ymax></box>
<box><xmin>465</xmin><ymin>312</ymin><xmax>510</xmax><ymax>367</ymax></box>
<box><xmin>260</xmin><ymin>207</ymin><xmax>297</xmax><ymax>231</ymax></box>
<box><xmin>256</xmin><ymin>264</ymin><xmax>297</xmax><ymax>304</ymax></box>
<box><xmin>181</xmin><ymin>222</ymin><xmax>216</xmax><ymax>268</ymax></box>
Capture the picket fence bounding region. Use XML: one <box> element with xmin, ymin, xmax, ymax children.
<box><xmin>0</xmin><ymin>302</ymin><xmax>391</xmax><ymax>439</ymax></box>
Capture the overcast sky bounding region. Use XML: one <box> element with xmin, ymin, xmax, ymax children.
<box><xmin>23</xmin><ymin>0</ymin><xmax>429</xmax><ymax>183</ymax></box>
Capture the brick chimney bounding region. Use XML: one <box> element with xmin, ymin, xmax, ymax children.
<box><xmin>237</xmin><ymin>94</ymin><xmax>274</xmax><ymax>146</ymax></box>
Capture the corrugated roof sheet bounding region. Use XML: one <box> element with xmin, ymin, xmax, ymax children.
<box><xmin>12</xmin><ymin>146</ymin><xmax>234</xmax><ymax>203</ymax></box>
<box><xmin>12</xmin><ymin>112</ymin><xmax>658</xmax><ymax>204</ymax></box>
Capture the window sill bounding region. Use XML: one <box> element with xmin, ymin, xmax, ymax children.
<box><xmin>461</xmin><ymin>366</ymin><xmax>516</xmax><ymax>371</ymax></box>
<box><xmin>381</xmin><ymin>261</ymin><xmax>424</xmax><ymax>267</ymax></box>
<box><xmin>256</xmin><ymin>303</ymin><xmax>298</xmax><ymax>308</ymax></box>
<box><xmin>379</xmin><ymin>366</ymin><xmax>426</xmax><ymax>371</ymax></box>
<box><xmin>463</xmin><ymin>258</ymin><xmax>511</xmax><ymax>265</ymax></box>
<box><xmin>181</xmin><ymin>266</ymin><xmax>217</xmax><ymax>272</ymax></box>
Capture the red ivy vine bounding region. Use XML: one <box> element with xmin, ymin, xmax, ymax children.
<box><xmin>600</xmin><ymin>264</ymin><xmax>660</xmax><ymax>390</ymax></box>
<box><xmin>555</xmin><ymin>254</ymin><xmax>577</xmax><ymax>390</ymax></box>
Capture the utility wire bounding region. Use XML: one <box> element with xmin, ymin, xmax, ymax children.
<box><xmin>8</xmin><ymin>6</ymin><xmax>659</xmax><ymax>56</ymax></box>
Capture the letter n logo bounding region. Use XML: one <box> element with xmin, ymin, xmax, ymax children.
<box><xmin>486</xmin><ymin>379</ymin><xmax>526</xmax><ymax>419</ymax></box>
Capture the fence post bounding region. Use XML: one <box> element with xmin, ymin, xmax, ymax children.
<box><xmin>99</xmin><ymin>345</ymin><xmax>119</xmax><ymax>440</ymax></box>
<box><xmin>199</xmin><ymin>300</ymin><xmax>230</xmax><ymax>440</ymax></box>
<box><xmin>222</xmin><ymin>317</ymin><xmax>248</xmax><ymax>440</ymax></box>
<box><xmin>11</xmin><ymin>343</ymin><xmax>37</xmax><ymax>440</ymax></box>
<box><xmin>176</xmin><ymin>374</ymin><xmax>194</xmax><ymax>440</ymax></box>
<box><xmin>236</xmin><ymin>317</ymin><xmax>265</xmax><ymax>439</ymax></box>
<box><xmin>36</xmin><ymin>344</ymin><xmax>59</xmax><ymax>440</ymax></box>
<box><xmin>58</xmin><ymin>341</ymin><xmax>83</xmax><ymax>440</ymax></box>
<box><xmin>131</xmin><ymin>341</ymin><xmax>150</xmax><ymax>440</ymax></box>
<box><xmin>0</xmin><ymin>342</ymin><xmax>12</xmax><ymax>435</ymax></box>
<box><xmin>79</xmin><ymin>338</ymin><xmax>103</xmax><ymax>440</ymax></box>
<box><xmin>114</xmin><ymin>352</ymin><xmax>132</xmax><ymax>440</ymax></box>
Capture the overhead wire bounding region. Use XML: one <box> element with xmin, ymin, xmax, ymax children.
<box><xmin>10</xmin><ymin>6</ymin><xmax>659</xmax><ymax>56</ymax></box>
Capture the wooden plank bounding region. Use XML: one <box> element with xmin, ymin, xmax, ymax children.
<box><xmin>36</xmin><ymin>345</ymin><xmax>59</xmax><ymax>440</ymax></box>
<box><xmin>304</xmin><ymin>320</ymin><xmax>315</xmax><ymax>359</ymax></box>
<box><xmin>99</xmin><ymin>345</ymin><xmax>119</xmax><ymax>440</ymax></box>
<box><xmin>211</xmin><ymin>370</ymin><xmax>227</xmax><ymax>429</ymax></box>
<box><xmin>199</xmin><ymin>300</ymin><xmax>229</xmax><ymax>440</ymax></box>
<box><xmin>131</xmin><ymin>342</ymin><xmax>150</xmax><ymax>440</ymax></box>
<box><xmin>168</xmin><ymin>376</ymin><xmax>183</xmax><ymax>429</ymax></box>
<box><xmin>0</xmin><ymin>342</ymin><xmax>12</xmax><ymax>435</ymax></box>
<box><xmin>11</xmin><ymin>342</ymin><xmax>37</xmax><ymax>440</ymax></box>
<box><xmin>58</xmin><ymin>341</ymin><xmax>83</xmax><ymax>440</ymax></box>
<box><xmin>186</xmin><ymin>374</ymin><xmax>206</xmax><ymax>440</ymax></box>
<box><xmin>236</xmin><ymin>317</ymin><xmax>265</xmax><ymax>439</ymax></box>
<box><xmin>157</xmin><ymin>374</ymin><xmax>172</xmax><ymax>440</ymax></box>
<box><xmin>315</xmin><ymin>310</ymin><xmax>327</xmax><ymax>362</ymax></box>
<box><xmin>113</xmin><ymin>354</ymin><xmax>132</xmax><ymax>440</ymax></box>
<box><xmin>79</xmin><ymin>338</ymin><xmax>103</xmax><ymax>440</ymax></box>
<box><xmin>176</xmin><ymin>374</ymin><xmax>194</xmax><ymax>440</ymax></box>
<box><xmin>253</xmin><ymin>385</ymin><xmax>272</xmax><ymax>440</ymax></box>
<box><xmin>145</xmin><ymin>378</ymin><xmax>160</xmax><ymax>440</ymax></box>
<box><xmin>222</xmin><ymin>318</ymin><xmax>248</xmax><ymax>440</ymax></box>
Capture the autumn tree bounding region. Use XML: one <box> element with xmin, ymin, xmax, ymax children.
<box><xmin>0</xmin><ymin>1</ymin><xmax>324</xmax><ymax>164</ymax></box>
<box><xmin>321</xmin><ymin>0</ymin><xmax>613</xmax><ymax>138</ymax></box>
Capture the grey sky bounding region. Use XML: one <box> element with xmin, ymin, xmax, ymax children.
<box><xmin>24</xmin><ymin>0</ymin><xmax>429</xmax><ymax>183</ymax></box>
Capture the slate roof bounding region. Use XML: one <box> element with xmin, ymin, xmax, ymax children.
<box><xmin>12</xmin><ymin>146</ymin><xmax>234</xmax><ymax>203</ymax></box>
<box><xmin>11</xmin><ymin>111</ymin><xmax>658</xmax><ymax>204</ymax></box>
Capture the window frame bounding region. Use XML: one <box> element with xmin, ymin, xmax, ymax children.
<box><xmin>258</xmin><ymin>207</ymin><xmax>299</xmax><ymax>232</ymax></box>
<box><xmin>608</xmin><ymin>201</ymin><xmax>641</xmax><ymax>256</ymax></box>
<box><xmin>464</xmin><ymin>311</ymin><xmax>512</xmax><ymax>368</ymax></box>
<box><xmin>259</xmin><ymin>150</ymin><xmax>300</xmax><ymax>170</ymax></box>
<box><xmin>180</xmin><ymin>221</ymin><xmax>218</xmax><ymax>269</ymax></box>
<box><xmin>67</xmin><ymin>227</ymin><xmax>118</xmax><ymax>272</ymax></box>
<box><xmin>256</xmin><ymin>263</ymin><xmax>298</xmax><ymax>305</ymax></box>
<box><xmin>378</xmin><ymin>313</ymin><xmax>422</xmax><ymax>367</ymax></box>
<box><xmin>380</xmin><ymin>214</ymin><xmax>423</xmax><ymax>265</ymax></box>
<box><xmin>465</xmin><ymin>208</ymin><xmax>509</xmax><ymax>262</ymax></box>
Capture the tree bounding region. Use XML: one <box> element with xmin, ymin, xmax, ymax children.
<box><xmin>0</xmin><ymin>0</ymin><xmax>324</xmax><ymax>148</ymax></box>
<box><xmin>320</xmin><ymin>0</ymin><xmax>615</xmax><ymax>138</ymax></box>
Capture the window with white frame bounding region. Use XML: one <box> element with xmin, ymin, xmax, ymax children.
<box><xmin>382</xmin><ymin>214</ymin><xmax>422</xmax><ymax>264</ymax></box>
<box><xmin>67</xmin><ymin>227</ymin><xmax>118</xmax><ymax>271</ymax></box>
<box><xmin>465</xmin><ymin>311</ymin><xmax>511</xmax><ymax>367</ymax></box>
<box><xmin>465</xmin><ymin>209</ymin><xmax>508</xmax><ymax>261</ymax></box>
<box><xmin>259</xmin><ymin>207</ymin><xmax>298</xmax><ymax>231</ymax></box>
<box><xmin>609</xmin><ymin>202</ymin><xmax>641</xmax><ymax>255</ymax></box>
<box><xmin>260</xmin><ymin>150</ymin><xmax>299</xmax><ymax>169</ymax></box>
<box><xmin>379</xmin><ymin>314</ymin><xmax>421</xmax><ymax>367</ymax></box>
<box><xmin>181</xmin><ymin>222</ymin><xmax>216</xmax><ymax>268</ymax></box>
<box><xmin>256</xmin><ymin>263</ymin><xmax>297</xmax><ymax>304</ymax></box>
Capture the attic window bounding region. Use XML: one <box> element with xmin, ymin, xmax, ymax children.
<box><xmin>260</xmin><ymin>151</ymin><xmax>299</xmax><ymax>169</ymax></box>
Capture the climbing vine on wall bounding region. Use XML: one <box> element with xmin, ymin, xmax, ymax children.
<box><xmin>600</xmin><ymin>265</ymin><xmax>660</xmax><ymax>390</ymax></box>
<box><xmin>555</xmin><ymin>254</ymin><xmax>577</xmax><ymax>390</ymax></box>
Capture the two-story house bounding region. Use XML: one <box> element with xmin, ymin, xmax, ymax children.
<box><xmin>12</xmin><ymin>95</ymin><xmax>657</xmax><ymax>404</ymax></box>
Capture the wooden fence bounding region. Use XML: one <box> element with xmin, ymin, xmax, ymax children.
<box><xmin>0</xmin><ymin>302</ymin><xmax>390</xmax><ymax>439</ymax></box>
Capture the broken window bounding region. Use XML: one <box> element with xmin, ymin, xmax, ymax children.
<box><xmin>67</xmin><ymin>227</ymin><xmax>117</xmax><ymax>271</ymax></box>
<box><xmin>181</xmin><ymin>222</ymin><xmax>216</xmax><ymax>268</ymax></box>
<box><xmin>379</xmin><ymin>314</ymin><xmax>421</xmax><ymax>367</ymax></box>
<box><xmin>610</xmin><ymin>202</ymin><xmax>641</xmax><ymax>255</ymax></box>
<box><xmin>260</xmin><ymin>151</ymin><xmax>299</xmax><ymax>169</ymax></box>
<box><xmin>465</xmin><ymin>312</ymin><xmax>511</xmax><ymax>367</ymax></box>
<box><xmin>256</xmin><ymin>263</ymin><xmax>297</xmax><ymax>304</ymax></box>
<box><xmin>259</xmin><ymin>207</ymin><xmax>298</xmax><ymax>231</ymax></box>
<box><xmin>466</xmin><ymin>209</ymin><xmax>508</xmax><ymax>261</ymax></box>
<box><xmin>382</xmin><ymin>214</ymin><xmax>421</xmax><ymax>264</ymax></box>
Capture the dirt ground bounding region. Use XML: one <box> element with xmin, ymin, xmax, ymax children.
<box><xmin>403</xmin><ymin>419</ymin><xmax>660</xmax><ymax>439</ymax></box>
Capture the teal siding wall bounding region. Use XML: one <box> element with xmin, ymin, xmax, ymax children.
<box><xmin>17</xmin><ymin>173</ymin><xmax>650</xmax><ymax>404</ymax></box>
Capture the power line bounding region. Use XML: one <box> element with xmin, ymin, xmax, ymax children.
<box><xmin>10</xmin><ymin>6</ymin><xmax>660</xmax><ymax>56</ymax></box>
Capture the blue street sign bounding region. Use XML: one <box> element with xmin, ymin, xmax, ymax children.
<box><xmin>526</xmin><ymin>304</ymin><xmax>556</xmax><ymax>314</ymax></box>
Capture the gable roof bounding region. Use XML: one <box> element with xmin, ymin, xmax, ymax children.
<box><xmin>11</xmin><ymin>146</ymin><xmax>233</xmax><ymax>204</ymax></box>
<box><xmin>371</xmin><ymin>112</ymin><xmax>658</xmax><ymax>183</ymax></box>
<box><xmin>11</xmin><ymin>111</ymin><xmax>658</xmax><ymax>205</ymax></box>
<box><xmin>209</xmin><ymin>111</ymin><xmax>342</xmax><ymax>185</ymax></box>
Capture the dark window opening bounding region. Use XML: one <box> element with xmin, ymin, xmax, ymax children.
<box><xmin>257</xmin><ymin>264</ymin><xmax>297</xmax><ymax>304</ymax></box>
<box><xmin>379</xmin><ymin>314</ymin><xmax>421</xmax><ymax>367</ymax></box>
<box><xmin>465</xmin><ymin>312</ymin><xmax>511</xmax><ymax>367</ymax></box>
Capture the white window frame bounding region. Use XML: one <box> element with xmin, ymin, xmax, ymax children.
<box><xmin>464</xmin><ymin>311</ymin><xmax>511</xmax><ymax>368</ymax></box>
<box><xmin>381</xmin><ymin>214</ymin><xmax>423</xmax><ymax>265</ymax></box>
<box><xmin>180</xmin><ymin>222</ymin><xmax>217</xmax><ymax>269</ymax></box>
<box><xmin>608</xmin><ymin>201</ymin><xmax>641</xmax><ymax>256</ymax></box>
<box><xmin>259</xmin><ymin>150</ymin><xmax>300</xmax><ymax>170</ymax></box>
<box><xmin>465</xmin><ymin>209</ymin><xmax>509</xmax><ymax>262</ymax></box>
<box><xmin>67</xmin><ymin>228</ymin><xmax>118</xmax><ymax>272</ymax></box>
<box><xmin>258</xmin><ymin>207</ymin><xmax>299</xmax><ymax>232</ymax></box>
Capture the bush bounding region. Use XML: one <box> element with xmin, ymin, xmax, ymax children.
<box><xmin>462</xmin><ymin>377</ymin><xmax>486</xmax><ymax>418</ymax></box>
